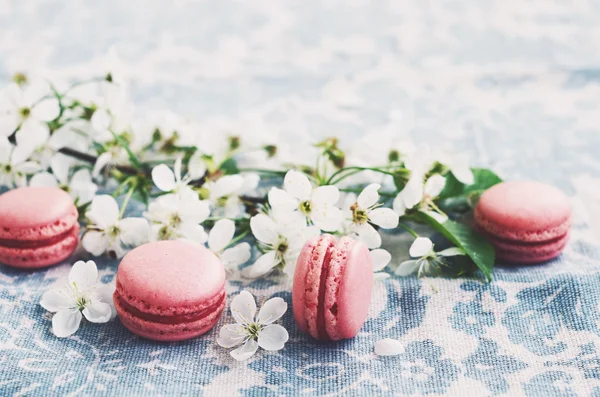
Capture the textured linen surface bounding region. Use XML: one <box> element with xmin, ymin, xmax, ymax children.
<box><xmin>1</xmin><ymin>1</ymin><xmax>600</xmax><ymax>396</ymax></box>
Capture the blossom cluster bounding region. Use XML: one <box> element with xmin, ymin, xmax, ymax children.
<box><xmin>1</xmin><ymin>70</ymin><xmax>497</xmax><ymax>285</ymax></box>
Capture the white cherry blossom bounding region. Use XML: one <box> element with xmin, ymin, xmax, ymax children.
<box><xmin>395</xmin><ymin>237</ymin><xmax>466</xmax><ymax>277</ymax></box>
<box><xmin>343</xmin><ymin>183</ymin><xmax>399</xmax><ymax>249</ymax></box>
<box><xmin>151</xmin><ymin>155</ymin><xmax>205</xmax><ymax>197</ymax></box>
<box><xmin>40</xmin><ymin>260</ymin><xmax>116</xmax><ymax>337</ymax></box>
<box><xmin>0</xmin><ymin>137</ymin><xmax>40</xmax><ymax>188</ymax></box>
<box><xmin>204</xmin><ymin>173</ymin><xmax>260</xmax><ymax>218</ymax></box>
<box><xmin>393</xmin><ymin>174</ymin><xmax>447</xmax><ymax>223</ymax></box>
<box><xmin>0</xmin><ymin>80</ymin><xmax>59</xmax><ymax>137</ymax></box>
<box><xmin>217</xmin><ymin>291</ymin><xmax>289</xmax><ymax>361</ymax></box>
<box><xmin>268</xmin><ymin>170</ymin><xmax>343</xmax><ymax>232</ymax></box>
<box><xmin>371</xmin><ymin>248</ymin><xmax>392</xmax><ymax>281</ymax></box>
<box><xmin>374</xmin><ymin>338</ymin><xmax>405</xmax><ymax>356</ymax></box>
<box><xmin>82</xmin><ymin>195</ymin><xmax>149</xmax><ymax>258</ymax></box>
<box><xmin>243</xmin><ymin>212</ymin><xmax>319</xmax><ymax>278</ymax></box>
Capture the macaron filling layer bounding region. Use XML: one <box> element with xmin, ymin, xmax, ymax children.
<box><xmin>114</xmin><ymin>290</ymin><xmax>226</xmax><ymax>325</ymax></box>
<box><xmin>0</xmin><ymin>227</ymin><xmax>78</xmax><ymax>249</ymax></box>
<box><xmin>316</xmin><ymin>244</ymin><xmax>334</xmax><ymax>340</ymax></box>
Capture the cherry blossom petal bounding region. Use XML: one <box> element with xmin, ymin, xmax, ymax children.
<box><xmin>230</xmin><ymin>339</ymin><xmax>259</xmax><ymax>361</ymax></box>
<box><xmin>31</xmin><ymin>98</ymin><xmax>60</xmax><ymax>122</ymax></box>
<box><xmin>15</xmin><ymin>119</ymin><xmax>49</xmax><ymax>148</ymax></box>
<box><xmin>312</xmin><ymin>185</ymin><xmax>340</xmax><ymax>206</ymax></box>
<box><xmin>268</xmin><ymin>187</ymin><xmax>298</xmax><ymax>212</ymax></box>
<box><xmin>82</xmin><ymin>302</ymin><xmax>112</xmax><ymax>323</ymax></box>
<box><xmin>210</xmin><ymin>175</ymin><xmax>244</xmax><ymax>199</ymax></box>
<box><xmin>52</xmin><ymin>310</ymin><xmax>82</xmax><ymax>338</ymax></box>
<box><xmin>438</xmin><ymin>247</ymin><xmax>466</xmax><ymax>257</ymax></box>
<box><xmin>173</xmin><ymin>156</ymin><xmax>183</xmax><ymax>182</ymax></box>
<box><xmin>357</xmin><ymin>183</ymin><xmax>381</xmax><ymax>209</ymax></box>
<box><xmin>70</xmin><ymin>169</ymin><xmax>97</xmax><ymax>204</ymax></box>
<box><xmin>401</xmin><ymin>177</ymin><xmax>424</xmax><ymax>209</ymax></box>
<box><xmin>221</xmin><ymin>243</ymin><xmax>252</xmax><ymax>268</ymax></box>
<box><xmin>187</xmin><ymin>153</ymin><xmax>207</xmax><ymax>180</ymax></box>
<box><xmin>368</xmin><ymin>208</ymin><xmax>399</xmax><ymax>229</ymax></box>
<box><xmin>242</xmin><ymin>251</ymin><xmax>279</xmax><ymax>279</ymax></box>
<box><xmin>29</xmin><ymin>172</ymin><xmax>58</xmax><ymax>188</ymax></box>
<box><xmin>371</xmin><ymin>249</ymin><xmax>392</xmax><ymax>272</ymax></box>
<box><xmin>10</xmin><ymin>141</ymin><xmax>36</xmax><ymax>165</ymax></box>
<box><xmin>258</xmin><ymin>324</ymin><xmax>289</xmax><ymax>351</ymax></box>
<box><xmin>40</xmin><ymin>289</ymin><xmax>71</xmax><ymax>313</ymax></box>
<box><xmin>410</xmin><ymin>237</ymin><xmax>434</xmax><ymax>257</ymax></box>
<box><xmin>92</xmin><ymin>152</ymin><xmax>113</xmax><ymax>177</ymax></box>
<box><xmin>87</xmin><ymin>195</ymin><xmax>120</xmax><ymax>227</ymax></box>
<box><xmin>392</xmin><ymin>192</ymin><xmax>407</xmax><ymax>217</ymax></box>
<box><xmin>395</xmin><ymin>259</ymin><xmax>420</xmax><ymax>276</ymax></box>
<box><xmin>375</xmin><ymin>338</ymin><xmax>405</xmax><ymax>356</ymax></box>
<box><xmin>119</xmin><ymin>218</ymin><xmax>150</xmax><ymax>247</ymax></box>
<box><xmin>424</xmin><ymin>174</ymin><xmax>446</xmax><ymax>198</ymax></box>
<box><xmin>451</xmin><ymin>160</ymin><xmax>474</xmax><ymax>185</ymax></box>
<box><xmin>374</xmin><ymin>272</ymin><xmax>390</xmax><ymax>281</ymax></box>
<box><xmin>250</xmin><ymin>214</ymin><xmax>278</xmax><ymax>245</ymax></box>
<box><xmin>50</xmin><ymin>154</ymin><xmax>71</xmax><ymax>185</ymax></box>
<box><xmin>230</xmin><ymin>291</ymin><xmax>257</xmax><ymax>326</ymax></box>
<box><xmin>208</xmin><ymin>219</ymin><xmax>235</xmax><ymax>253</ymax></box>
<box><xmin>152</xmin><ymin>164</ymin><xmax>176</xmax><ymax>192</ymax></box>
<box><xmin>217</xmin><ymin>324</ymin><xmax>247</xmax><ymax>348</ymax></box>
<box><xmin>98</xmin><ymin>284</ymin><xmax>117</xmax><ymax>320</ymax></box>
<box><xmin>353</xmin><ymin>223</ymin><xmax>382</xmax><ymax>249</ymax></box>
<box><xmin>178</xmin><ymin>223</ymin><xmax>208</xmax><ymax>244</ymax></box>
<box><xmin>311</xmin><ymin>205</ymin><xmax>343</xmax><ymax>232</ymax></box>
<box><xmin>69</xmin><ymin>260</ymin><xmax>98</xmax><ymax>291</ymax></box>
<box><xmin>82</xmin><ymin>231</ymin><xmax>110</xmax><ymax>256</ymax></box>
<box><xmin>256</xmin><ymin>297</ymin><xmax>287</xmax><ymax>325</ymax></box>
<box><xmin>284</xmin><ymin>170</ymin><xmax>311</xmax><ymax>201</ymax></box>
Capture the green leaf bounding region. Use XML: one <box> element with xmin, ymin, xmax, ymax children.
<box><xmin>439</xmin><ymin>168</ymin><xmax>502</xmax><ymax>199</ymax></box>
<box><xmin>220</xmin><ymin>157</ymin><xmax>240</xmax><ymax>175</ymax></box>
<box><xmin>416</xmin><ymin>211</ymin><xmax>495</xmax><ymax>281</ymax></box>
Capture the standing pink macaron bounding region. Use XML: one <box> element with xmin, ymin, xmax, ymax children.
<box><xmin>0</xmin><ymin>187</ymin><xmax>80</xmax><ymax>269</ymax></box>
<box><xmin>114</xmin><ymin>240</ymin><xmax>226</xmax><ymax>342</ymax></box>
<box><xmin>474</xmin><ymin>180</ymin><xmax>572</xmax><ymax>264</ymax></box>
<box><xmin>293</xmin><ymin>234</ymin><xmax>373</xmax><ymax>341</ymax></box>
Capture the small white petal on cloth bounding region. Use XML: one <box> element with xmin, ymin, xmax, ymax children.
<box><xmin>357</xmin><ymin>183</ymin><xmax>381</xmax><ymax>209</ymax></box>
<box><xmin>217</xmin><ymin>324</ymin><xmax>248</xmax><ymax>348</ymax></box>
<box><xmin>424</xmin><ymin>174</ymin><xmax>446</xmax><ymax>198</ymax></box>
<box><xmin>371</xmin><ymin>249</ymin><xmax>392</xmax><ymax>272</ymax></box>
<box><xmin>87</xmin><ymin>195</ymin><xmax>120</xmax><ymax>227</ymax></box>
<box><xmin>242</xmin><ymin>251</ymin><xmax>278</xmax><ymax>279</ymax></box>
<box><xmin>353</xmin><ymin>223</ymin><xmax>382</xmax><ymax>249</ymax></box>
<box><xmin>30</xmin><ymin>172</ymin><xmax>58</xmax><ymax>187</ymax></box>
<box><xmin>230</xmin><ymin>291</ymin><xmax>257</xmax><ymax>326</ymax></box>
<box><xmin>40</xmin><ymin>289</ymin><xmax>71</xmax><ymax>313</ymax></box>
<box><xmin>374</xmin><ymin>272</ymin><xmax>390</xmax><ymax>281</ymax></box>
<box><xmin>256</xmin><ymin>297</ymin><xmax>287</xmax><ymax>325</ymax></box>
<box><xmin>284</xmin><ymin>170</ymin><xmax>312</xmax><ymax>201</ymax></box>
<box><xmin>375</xmin><ymin>338</ymin><xmax>405</xmax><ymax>356</ymax></box>
<box><xmin>250</xmin><ymin>214</ymin><xmax>278</xmax><ymax>245</ymax></box>
<box><xmin>438</xmin><ymin>247</ymin><xmax>466</xmax><ymax>257</ymax></box>
<box><xmin>208</xmin><ymin>219</ymin><xmax>235</xmax><ymax>253</ymax></box>
<box><xmin>230</xmin><ymin>339</ymin><xmax>259</xmax><ymax>361</ymax></box>
<box><xmin>119</xmin><ymin>218</ymin><xmax>150</xmax><ymax>247</ymax></box>
<box><xmin>395</xmin><ymin>260</ymin><xmax>420</xmax><ymax>276</ymax></box>
<box><xmin>409</xmin><ymin>237</ymin><xmax>434</xmax><ymax>258</ymax></box>
<box><xmin>152</xmin><ymin>164</ymin><xmax>176</xmax><ymax>192</ymax></box>
<box><xmin>221</xmin><ymin>243</ymin><xmax>252</xmax><ymax>267</ymax></box>
<box><xmin>258</xmin><ymin>324</ymin><xmax>289</xmax><ymax>351</ymax></box>
<box><xmin>69</xmin><ymin>260</ymin><xmax>98</xmax><ymax>291</ymax></box>
<box><xmin>52</xmin><ymin>310</ymin><xmax>82</xmax><ymax>338</ymax></box>
<box><xmin>82</xmin><ymin>302</ymin><xmax>112</xmax><ymax>323</ymax></box>
<box><xmin>82</xmin><ymin>231</ymin><xmax>110</xmax><ymax>256</ymax></box>
<box><xmin>368</xmin><ymin>208</ymin><xmax>399</xmax><ymax>229</ymax></box>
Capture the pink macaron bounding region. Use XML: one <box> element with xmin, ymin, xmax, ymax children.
<box><xmin>474</xmin><ymin>180</ymin><xmax>572</xmax><ymax>264</ymax></box>
<box><xmin>0</xmin><ymin>187</ymin><xmax>80</xmax><ymax>269</ymax></box>
<box><xmin>114</xmin><ymin>240</ymin><xmax>226</xmax><ymax>342</ymax></box>
<box><xmin>293</xmin><ymin>234</ymin><xmax>373</xmax><ymax>341</ymax></box>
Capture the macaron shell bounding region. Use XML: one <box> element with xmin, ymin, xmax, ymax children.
<box><xmin>0</xmin><ymin>224</ymin><xmax>80</xmax><ymax>269</ymax></box>
<box><xmin>482</xmin><ymin>230</ymin><xmax>570</xmax><ymax>264</ymax></box>
<box><xmin>475</xmin><ymin>181</ymin><xmax>571</xmax><ymax>242</ymax></box>
<box><xmin>292</xmin><ymin>236</ymin><xmax>318</xmax><ymax>335</ymax></box>
<box><xmin>0</xmin><ymin>187</ymin><xmax>78</xmax><ymax>241</ymax></box>
<box><xmin>114</xmin><ymin>292</ymin><xmax>226</xmax><ymax>342</ymax></box>
<box><xmin>329</xmin><ymin>238</ymin><xmax>372</xmax><ymax>340</ymax></box>
<box><xmin>117</xmin><ymin>240</ymin><xmax>226</xmax><ymax>315</ymax></box>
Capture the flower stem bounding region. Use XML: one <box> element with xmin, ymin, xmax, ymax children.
<box><xmin>226</xmin><ymin>229</ymin><xmax>250</xmax><ymax>248</ymax></box>
<box><xmin>327</xmin><ymin>166</ymin><xmax>396</xmax><ymax>185</ymax></box>
<box><xmin>398</xmin><ymin>222</ymin><xmax>419</xmax><ymax>238</ymax></box>
<box><xmin>236</xmin><ymin>168</ymin><xmax>286</xmax><ymax>176</ymax></box>
<box><xmin>119</xmin><ymin>182</ymin><xmax>137</xmax><ymax>219</ymax></box>
<box><xmin>338</xmin><ymin>187</ymin><xmax>396</xmax><ymax>198</ymax></box>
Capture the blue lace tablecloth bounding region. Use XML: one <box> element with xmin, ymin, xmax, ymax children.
<box><xmin>2</xmin><ymin>1</ymin><xmax>600</xmax><ymax>396</ymax></box>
